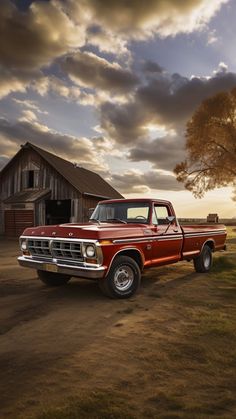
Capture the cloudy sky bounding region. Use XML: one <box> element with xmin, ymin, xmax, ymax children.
<box><xmin>0</xmin><ymin>0</ymin><xmax>236</xmax><ymax>217</ymax></box>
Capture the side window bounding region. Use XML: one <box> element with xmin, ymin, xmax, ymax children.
<box><xmin>152</xmin><ymin>205</ymin><xmax>169</xmax><ymax>225</ymax></box>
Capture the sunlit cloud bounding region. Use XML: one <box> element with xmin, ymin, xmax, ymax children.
<box><xmin>0</xmin><ymin>0</ymin><xmax>235</xmax><ymax>217</ymax></box>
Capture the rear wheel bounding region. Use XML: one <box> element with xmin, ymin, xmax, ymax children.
<box><xmin>193</xmin><ymin>245</ymin><xmax>212</xmax><ymax>273</ymax></box>
<box><xmin>99</xmin><ymin>255</ymin><xmax>141</xmax><ymax>299</ymax></box>
<box><xmin>37</xmin><ymin>270</ymin><xmax>71</xmax><ymax>286</ymax></box>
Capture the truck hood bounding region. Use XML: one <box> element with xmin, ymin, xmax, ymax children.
<box><xmin>22</xmin><ymin>222</ymin><xmax>153</xmax><ymax>241</ymax></box>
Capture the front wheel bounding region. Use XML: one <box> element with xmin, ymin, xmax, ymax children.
<box><xmin>99</xmin><ymin>256</ymin><xmax>141</xmax><ymax>299</ymax></box>
<box><xmin>193</xmin><ymin>245</ymin><xmax>212</xmax><ymax>273</ymax></box>
<box><xmin>37</xmin><ymin>270</ymin><xmax>71</xmax><ymax>286</ymax></box>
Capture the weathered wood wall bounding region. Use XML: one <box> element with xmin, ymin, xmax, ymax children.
<box><xmin>81</xmin><ymin>196</ymin><xmax>102</xmax><ymax>222</ymax></box>
<box><xmin>0</xmin><ymin>148</ymin><xmax>80</xmax><ymax>201</ymax></box>
<box><xmin>0</xmin><ymin>147</ymin><xmax>102</xmax><ymax>233</ymax></box>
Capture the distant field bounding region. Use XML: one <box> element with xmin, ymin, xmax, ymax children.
<box><xmin>0</xmin><ymin>227</ymin><xmax>235</xmax><ymax>419</ymax></box>
<box><xmin>180</xmin><ymin>219</ymin><xmax>236</xmax><ymax>226</ymax></box>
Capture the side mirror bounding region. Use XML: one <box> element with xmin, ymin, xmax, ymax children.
<box><xmin>166</xmin><ymin>216</ymin><xmax>176</xmax><ymax>224</ymax></box>
<box><xmin>163</xmin><ymin>215</ymin><xmax>176</xmax><ymax>235</ymax></box>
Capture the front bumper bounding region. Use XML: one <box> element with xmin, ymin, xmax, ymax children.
<box><xmin>18</xmin><ymin>256</ymin><xmax>105</xmax><ymax>279</ymax></box>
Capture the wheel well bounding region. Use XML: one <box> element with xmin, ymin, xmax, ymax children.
<box><xmin>204</xmin><ymin>240</ymin><xmax>215</xmax><ymax>252</ymax></box>
<box><xmin>113</xmin><ymin>249</ymin><xmax>144</xmax><ymax>271</ymax></box>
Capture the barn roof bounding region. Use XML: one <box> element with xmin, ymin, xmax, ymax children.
<box><xmin>1</xmin><ymin>142</ymin><xmax>123</xmax><ymax>200</ymax></box>
<box><xmin>4</xmin><ymin>188</ymin><xmax>51</xmax><ymax>204</ymax></box>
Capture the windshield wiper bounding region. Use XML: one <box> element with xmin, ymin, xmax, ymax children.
<box><xmin>106</xmin><ymin>218</ymin><xmax>127</xmax><ymax>224</ymax></box>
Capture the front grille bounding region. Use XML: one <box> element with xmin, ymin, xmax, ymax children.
<box><xmin>51</xmin><ymin>241</ymin><xmax>83</xmax><ymax>260</ymax></box>
<box><xmin>27</xmin><ymin>239</ymin><xmax>83</xmax><ymax>261</ymax></box>
<box><xmin>28</xmin><ymin>239</ymin><xmax>51</xmax><ymax>256</ymax></box>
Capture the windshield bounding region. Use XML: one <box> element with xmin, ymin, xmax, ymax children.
<box><xmin>90</xmin><ymin>202</ymin><xmax>151</xmax><ymax>224</ymax></box>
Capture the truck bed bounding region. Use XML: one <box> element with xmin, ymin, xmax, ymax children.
<box><xmin>180</xmin><ymin>224</ymin><xmax>227</xmax><ymax>259</ymax></box>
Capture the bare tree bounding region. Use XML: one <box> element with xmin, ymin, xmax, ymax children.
<box><xmin>174</xmin><ymin>88</ymin><xmax>236</xmax><ymax>198</ymax></box>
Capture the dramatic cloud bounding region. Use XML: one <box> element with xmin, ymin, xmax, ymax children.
<box><xmin>129</xmin><ymin>133</ymin><xmax>185</xmax><ymax>172</ymax></box>
<box><xmin>0</xmin><ymin>0</ymin><xmax>230</xmax><ymax>100</ymax></box>
<box><xmin>0</xmin><ymin>0</ymin><xmax>85</xmax><ymax>70</ymax></box>
<box><xmin>143</xmin><ymin>61</ymin><xmax>164</xmax><ymax>75</ymax></box>
<box><xmin>98</xmin><ymin>63</ymin><xmax>236</xmax><ymax>175</ymax></box>
<box><xmin>0</xmin><ymin>117</ymin><xmax>108</xmax><ymax>174</ymax></box>
<box><xmin>100</xmin><ymin>101</ymin><xmax>147</xmax><ymax>144</ymax></box>
<box><xmin>0</xmin><ymin>0</ymin><xmax>234</xmax><ymax>201</ymax></box>
<box><xmin>19</xmin><ymin>110</ymin><xmax>38</xmax><ymax>122</ymax></box>
<box><xmin>62</xmin><ymin>51</ymin><xmax>139</xmax><ymax>92</ymax></box>
<box><xmin>136</xmin><ymin>69</ymin><xmax>236</xmax><ymax>127</ymax></box>
<box><xmin>78</xmin><ymin>0</ymin><xmax>229</xmax><ymax>38</ymax></box>
<box><xmin>110</xmin><ymin>169</ymin><xmax>184</xmax><ymax>194</ymax></box>
<box><xmin>32</xmin><ymin>76</ymin><xmax>81</xmax><ymax>100</ymax></box>
<box><xmin>100</xmin><ymin>64</ymin><xmax>236</xmax><ymax>143</ymax></box>
<box><xmin>0</xmin><ymin>0</ymin><xmax>230</xmax><ymax>101</ymax></box>
<box><xmin>86</xmin><ymin>26</ymin><xmax>130</xmax><ymax>57</ymax></box>
<box><xmin>13</xmin><ymin>99</ymin><xmax>41</xmax><ymax>111</ymax></box>
<box><xmin>0</xmin><ymin>66</ymin><xmax>40</xmax><ymax>98</ymax></box>
<box><xmin>0</xmin><ymin>0</ymin><xmax>85</xmax><ymax>98</ymax></box>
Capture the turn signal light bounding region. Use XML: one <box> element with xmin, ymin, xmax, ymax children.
<box><xmin>100</xmin><ymin>240</ymin><xmax>112</xmax><ymax>245</ymax></box>
<box><xmin>23</xmin><ymin>250</ymin><xmax>30</xmax><ymax>256</ymax></box>
<box><xmin>86</xmin><ymin>258</ymin><xmax>97</xmax><ymax>264</ymax></box>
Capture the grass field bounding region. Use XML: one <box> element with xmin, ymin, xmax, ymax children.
<box><xmin>34</xmin><ymin>228</ymin><xmax>236</xmax><ymax>419</ymax></box>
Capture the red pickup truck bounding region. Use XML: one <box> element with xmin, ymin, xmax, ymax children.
<box><xmin>18</xmin><ymin>198</ymin><xmax>227</xmax><ymax>298</ymax></box>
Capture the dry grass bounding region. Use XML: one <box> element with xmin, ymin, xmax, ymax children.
<box><xmin>36</xmin><ymin>391</ymin><xmax>135</xmax><ymax>419</ymax></box>
<box><xmin>1</xmin><ymin>227</ymin><xmax>236</xmax><ymax>419</ymax></box>
<box><xmin>29</xmin><ymin>227</ymin><xmax>236</xmax><ymax>419</ymax></box>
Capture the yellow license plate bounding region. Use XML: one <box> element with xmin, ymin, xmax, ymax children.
<box><xmin>45</xmin><ymin>264</ymin><xmax>58</xmax><ymax>273</ymax></box>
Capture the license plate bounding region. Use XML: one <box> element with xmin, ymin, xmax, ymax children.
<box><xmin>45</xmin><ymin>264</ymin><xmax>58</xmax><ymax>273</ymax></box>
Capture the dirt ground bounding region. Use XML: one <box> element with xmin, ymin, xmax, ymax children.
<box><xmin>0</xmin><ymin>231</ymin><xmax>236</xmax><ymax>419</ymax></box>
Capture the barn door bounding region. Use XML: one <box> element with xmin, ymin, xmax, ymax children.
<box><xmin>4</xmin><ymin>210</ymin><xmax>34</xmax><ymax>237</ymax></box>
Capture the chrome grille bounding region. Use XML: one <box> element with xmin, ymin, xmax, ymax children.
<box><xmin>51</xmin><ymin>241</ymin><xmax>83</xmax><ymax>260</ymax></box>
<box><xmin>27</xmin><ymin>239</ymin><xmax>83</xmax><ymax>261</ymax></box>
<box><xmin>28</xmin><ymin>239</ymin><xmax>51</xmax><ymax>256</ymax></box>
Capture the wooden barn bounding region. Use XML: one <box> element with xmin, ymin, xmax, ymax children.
<box><xmin>0</xmin><ymin>142</ymin><xmax>123</xmax><ymax>236</ymax></box>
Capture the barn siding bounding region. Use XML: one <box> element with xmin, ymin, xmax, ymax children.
<box><xmin>81</xmin><ymin>196</ymin><xmax>102</xmax><ymax>222</ymax></box>
<box><xmin>0</xmin><ymin>148</ymin><xmax>82</xmax><ymax>233</ymax></box>
<box><xmin>0</xmin><ymin>148</ymin><xmax>80</xmax><ymax>202</ymax></box>
<box><xmin>0</xmin><ymin>146</ymin><xmax>113</xmax><ymax>234</ymax></box>
<box><xmin>0</xmin><ymin>202</ymin><xmax>3</xmax><ymax>235</ymax></box>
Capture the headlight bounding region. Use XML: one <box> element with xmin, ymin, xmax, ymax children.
<box><xmin>21</xmin><ymin>239</ymin><xmax>27</xmax><ymax>251</ymax></box>
<box><xmin>85</xmin><ymin>245</ymin><xmax>95</xmax><ymax>258</ymax></box>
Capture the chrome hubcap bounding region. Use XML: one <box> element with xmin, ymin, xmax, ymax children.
<box><xmin>113</xmin><ymin>265</ymin><xmax>134</xmax><ymax>291</ymax></box>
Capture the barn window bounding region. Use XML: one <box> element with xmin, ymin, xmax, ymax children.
<box><xmin>22</xmin><ymin>170</ymin><xmax>39</xmax><ymax>189</ymax></box>
<box><xmin>28</xmin><ymin>170</ymin><xmax>34</xmax><ymax>188</ymax></box>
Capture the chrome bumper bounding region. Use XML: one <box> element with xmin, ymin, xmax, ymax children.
<box><xmin>18</xmin><ymin>256</ymin><xmax>105</xmax><ymax>279</ymax></box>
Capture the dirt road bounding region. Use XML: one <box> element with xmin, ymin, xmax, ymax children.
<box><xmin>0</xmin><ymin>237</ymin><xmax>236</xmax><ymax>418</ymax></box>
